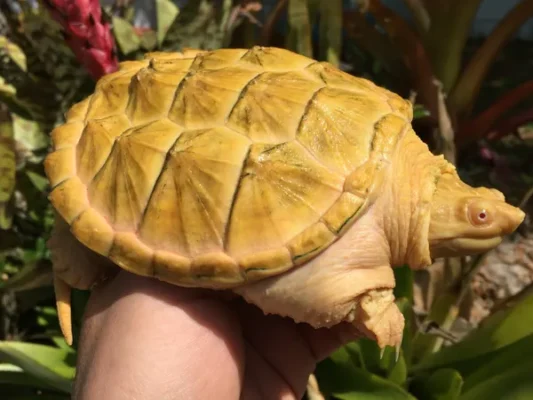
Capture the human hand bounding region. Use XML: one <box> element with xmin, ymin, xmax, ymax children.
<box><xmin>73</xmin><ymin>270</ymin><xmax>359</xmax><ymax>400</ymax></box>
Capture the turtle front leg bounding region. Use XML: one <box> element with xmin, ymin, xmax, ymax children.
<box><xmin>234</xmin><ymin>261</ymin><xmax>403</xmax><ymax>351</ymax></box>
<box><xmin>48</xmin><ymin>214</ymin><xmax>116</xmax><ymax>345</ymax></box>
<box><xmin>233</xmin><ymin>207</ymin><xmax>404</xmax><ymax>350</ymax></box>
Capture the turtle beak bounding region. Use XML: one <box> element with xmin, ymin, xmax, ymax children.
<box><xmin>497</xmin><ymin>201</ymin><xmax>526</xmax><ymax>235</ymax></box>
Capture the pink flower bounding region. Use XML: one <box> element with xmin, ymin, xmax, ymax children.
<box><xmin>43</xmin><ymin>0</ymin><xmax>119</xmax><ymax>80</ymax></box>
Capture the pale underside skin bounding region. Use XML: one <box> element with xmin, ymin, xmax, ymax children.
<box><xmin>44</xmin><ymin>46</ymin><xmax>525</xmax><ymax>351</ymax></box>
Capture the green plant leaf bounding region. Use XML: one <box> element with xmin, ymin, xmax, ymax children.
<box><xmin>287</xmin><ymin>0</ymin><xmax>313</xmax><ymax>57</ymax></box>
<box><xmin>457</xmin><ymin>79</ymin><xmax>533</xmax><ymax>148</ymax></box>
<box><xmin>415</xmin><ymin>291</ymin><xmax>533</xmax><ymax>372</ymax></box>
<box><xmin>315</xmin><ymin>344</ymin><xmax>415</xmax><ymax>399</ymax></box>
<box><xmin>365</xmin><ymin>1</ymin><xmax>439</xmax><ymax>122</ymax></box>
<box><xmin>0</xmin><ymin>364</ymin><xmax>57</xmax><ymax>390</ymax></box>
<box><xmin>449</xmin><ymin>0</ymin><xmax>533</xmax><ymax>117</ymax></box>
<box><xmin>0</xmin><ymin>342</ymin><xmax>75</xmax><ymax>393</ymax></box>
<box><xmin>459</xmin><ymin>334</ymin><xmax>533</xmax><ymax>391</ymax></box>
<box><xmin>0</xmin><ymin>36</ymin><xmax>27</xmax><ymax>71</ymax></box>
<box><xmin>112</xmin><ymin>16</ymin><xmax>141</xmax><ymax>55</ymax></box>
<box><xmin>140</xmin><ymin>30</ymin><xmax>158</xmax><ymax>51</ymax></box>
<box><xmin>419</xmin><ymin>0</ymin><xmax>482</xmax><ymax>92</ymax></box>
<box><xmin>0</xmin><ymin>260</ymin><xmax>53</xmax><ymax>291</ymax></box>
<box><xmin>318</xmin><ymin>0</ymin><xmax>342</xmax><ymax>65</ymax></box>
<box><xmin>156</xmin><ymin>0</ymin><xmax>180</xmax><ymax>46</ymax></box>
<box><xmin>0</xmin><ymin>108</ymin><xmax>15</xmax><ymax>230</ymax></box>
<box><xmin>410</xmin><ymin>368</ymin><xmax>463</xmax><ymax>400</ymax></box>
<box><xmin>459</xmin><ymin>352</ymin><xmax>533</xmax><ymax>400</ymax></box>
<box><xmin>13</xmin><ymin>114</ymin><xmax>48</xmax><ymax>153</ymax></box>
<box><xmin>343</xmin><ymin>10</ymin><xmax>407</xmax><ymax>79</ymax></box>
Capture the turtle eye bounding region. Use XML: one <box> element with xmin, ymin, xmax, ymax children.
<box><xmin>467</xmin><ymin>202</ymin><xmax>493</xmax><ymax>226</ymax></box>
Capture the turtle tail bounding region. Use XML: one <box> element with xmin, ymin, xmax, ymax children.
<box><xmin>54</xmin><ymin>276</ymin><xmax>73</xmax><ymax>346</ymax></box>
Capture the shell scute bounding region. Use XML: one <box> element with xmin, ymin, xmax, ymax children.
<box><xmin>50</xmin><ymin>121</ymin><xmax>84</xmax><ymax>150</ymax></box>
<box><xmin>288</xmin><ymin>222</ymin><xmax>336</xmax><ymax>265</ymax></box>
<box><xmin>190</xmin><ymin>252</ymin><xmax>241</xmax><ymax>284</ymax></box>
<box><xmin>49</xmin><ymin>177</ymin><xmax>89</xmax><ymax>224</ymax></box>
<box><xmin>70</xmin><ymin>208</ymin><xmax>115</xmax><ymax>256</ymax></box>
<box><xmin>65</xmin><ymin>97</ymin><xmax>91</xmax><ymax>122</ymax></box>
<box><xmin>138</xmin><ymin>126</ymin><xmax>250</xmax><ymax>258</ymax></box>
<box><xmin>226</xmin><ymin>141</ymin><xmax>344</xmax><ymax>258</ymax></box>
<box><xmin>44</xmin><ymin>147</ymin><xmax>76</xmax><ymax>188</ymax></box>
<box><xmin>239</xmin><ymin>247</ymin><xmax>293</xmax><ymax>280</ymax></box>
<box><xmin>153</xmin><ymin>251</ymin><xmax>192</xmax><ymax>285</ymax></box>
<box><xmin>169</xmin><ymin>66</ymin><xmax>261</xmax><ymax>129</ymax></box>
<box><xmin>87</xmin><ymin>119</ymin><xmax>182</xmax><ymax>231</ymax></box>
<box><xmin>227</xmin><ymin>70</ymin><xmax>324</xmax><ymax>143</ymax></box>
<box><xmin>323</xmin><ymin>192</ymin><xmax>365</xmax><ymax>234</ymax></box>
<box><xmin>344</xmin><ymin>113</ymin><xmax>408</xmax><ymax>196</ymax></box>
<box><xmin>306</xmin><ymin>62</ymin><xmax>383</xmax><ymax>96</ymax></box>
<box><xmin>296</xmin><ymin>87</ymin><xmax>391</xmax><ymax>175</ymax></box>
<box><xmin>126</xmin><ymin>67</ymin><xmax>188</xmax><ymax>125</ymax></box>
<box><xmin>85</xmin><ymin>68</ymin><xmax>139</xmax><ymax>120</ymax></box>
<box><xmin>239</xmin><ymin>46</ymin><xmax>315</xmax><ymax>71</ymax></box>
<box><xmin>76</xmin><ymin>115</ymin><xmax>131</xmax><ymax>184</ymax></box>
<box><xmin>190</xmin><ymin>48</ymin><xmax>249</xmax><ymax>70</ymax></box>
<box><xmin>109</xmin><ymin>232</ymin><xmax>154</xmax><ymax>276</ymax></box>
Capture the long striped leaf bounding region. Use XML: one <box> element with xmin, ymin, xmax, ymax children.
<box><xmin>287</xmin><ymin>0</ymin><xmax>313</xmax><ymax>57</ymax></box>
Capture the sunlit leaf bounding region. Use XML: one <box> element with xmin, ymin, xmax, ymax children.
<box><xmin>13</xmin><ymin>114</ymin><xmax>48</xmax><ymax>152</ymax></box>
<box><xmin>0</xmin><ymin>108</ymin><xmax>15</xmax><ymax>230</ymax></box>
<box><xmin>0</xmin><ymin>342</ymin><xmax>75</xmax><ymax>393</ymax></box>
<box><xmin>449</xmin><ymin>0</ymin><xmax>533</xmax><ymax>117</ymax></box>
<box><xmin>156</xmin><ymin>0</ymin><xmax>180</xmax><ymax>46</ymax></box>
<box><xmin>418</xmin><ymin>0</ymin><xmax>482</xmax><ymax>92</ymax></box>
<box><xmin>112</xmin><ymin>16</ymin><xmax>141</xmax><ymax>55</ymax></box>
<box><xmin>287</xmin><ymin>0</ymin><xmax>313</xmax><ymax>57</ymax></box>
<box><xmin>318</xmin><ymin>0</ymin><xmax>342</xmax><ymax>66</ymax></box>
<box><xmin>0</xmin><ymin>261</ymin><xmax>53</xmax><ymax>291</ymax></box>
<box><xmin>139</xmin><ymin>29</ymin><xmax>158</xmax><ymax>51</ymax></box>
<box><xmin>0</xmin><ymin>36</ymin><xmax>27</xmax><ymax>71</ymax></box>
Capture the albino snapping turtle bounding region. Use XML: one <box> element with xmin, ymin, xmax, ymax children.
<box><xmin>44</xmin><ymin>46</ymin><xmax>525</xmax><ymax>350</ymax></box>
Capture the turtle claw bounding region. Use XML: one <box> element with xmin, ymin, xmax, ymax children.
<box><xmin>354</xmin><ymin>288</ymin><xmax>405</xmax><ymax>351</ymax></box>
<box><xmin>395</xmin><ymin>341</ymin><xmax>401</xmax><ymax>362</ymax></box>
<box><xmin>380</xmin><ymin>347</ymin><xmax>386</xmax><ymax>360</ymax></box>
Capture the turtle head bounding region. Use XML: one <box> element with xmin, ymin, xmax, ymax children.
<box><xmin>428</xmin><ymin>172</ymin><xmax>525</xmax><ymax>258</ymax></box>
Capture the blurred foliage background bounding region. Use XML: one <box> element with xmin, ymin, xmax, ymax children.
<box><xmin>0</xmin><ymin>0</ymin><xmax>533</xmax><ymax>399</ymax></box>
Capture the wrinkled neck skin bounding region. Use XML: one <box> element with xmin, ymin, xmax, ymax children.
<box><xmin>376</xmin><ymin>127</ymin><xmax>451</xmax><ymax>270</ymax></box>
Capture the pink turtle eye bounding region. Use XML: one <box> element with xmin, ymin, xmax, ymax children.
<box><xmin>468</xmin><ymin>205</ymin><xmax>492</xmax><ymax>226</ymax></box>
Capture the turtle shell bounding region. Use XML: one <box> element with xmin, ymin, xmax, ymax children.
<box><xmin>44</xmin><ymin>46</ymin><xmax>413</xmax><ymax>288</ymax></box>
